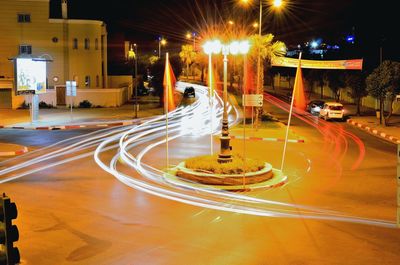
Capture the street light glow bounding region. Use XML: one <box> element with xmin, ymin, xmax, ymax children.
<box><xmin>186</xmin><ymin>33</ymin><xmax>191</xmax><ymax>39</ymax></box>
<box><xmin>161</xmin><ymin>39</ymin><xmax>167</xmax><ymax>46</ymax></box>
<box><xmin>229</xmin><ymin>41</ymin><xmax>241</xmax><ymax>55</ymax></box>
<box><xmin>203</xmin><ymin>40</ymin><xmax>222</xmax><ymax>55</ymax></box>
<box><xmin>252</xmin><ymin>22</ymin><xmax>259</xmax><ymax>28</ymax></box>
<box><xmin>273</xmin><ymin>0</ymin><xmax>283</xmax><ymax>8</ymax></box>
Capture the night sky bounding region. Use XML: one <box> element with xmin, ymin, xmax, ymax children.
<box><xmin>49</xmin><ymin>0</ymin><xmax>398</xmax><ymax>71</ymax></box>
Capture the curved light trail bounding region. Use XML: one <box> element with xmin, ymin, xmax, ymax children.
<box><xmin>0</xmin><ymin>82</ymin><xmax>394</xmax><ymax>228</ymax></box>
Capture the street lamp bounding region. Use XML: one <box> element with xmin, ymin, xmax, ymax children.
<box><xmin>158</xmin><ymin>37</ymin><xmax>167</xmax><ymax>58</ymax></box>
<box><xmin>203</xmin><ymin>40</ymin><xmax>222</xmax><ymax>155</ymax></box>
<box><xmin>204</xmin><ymin>39</ymin><xmax>250</xmax><ymax>163</ymax></box>
<box><xmin>128</xmin><ymin>43</ymin><xmax>138</xmax><ymax>118</ymax></box>
<box><xmin>240</xmin><ymin>0</ymin><xmax>283</xmax><ymax>125</ymax></box>
<box><xmin>186</xmin><ymin>32</ymin><xmax>198</xmax><ymax>50</ymax></box>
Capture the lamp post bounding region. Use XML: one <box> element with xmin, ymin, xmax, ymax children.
<box><xmin>204</xmin><ymin>40</ymin><xmax>250</xmax><ymax>163</ymax></box>
<box><xmin>203</xmin><ymin>40</ymin><xmax>222</xmax><ymax>155</ymax></box>
<box><xmin>134</xmin><ymin>43</ymin><xmax>138</xmax><ymax>118</ymax></box>
<box><xmin>128</xmin><ymin>44</ymin><xmax>138</xmax><ymax>117</ymax></box>
<box><xmin>158</xmin><ymin>37</ymin><xmax>167</xmax><ymax>58</ymax></box>
<box><xmin>186</xmin><ymin>32</ymin><xmax>197</xmax><ymax>50</ymax></box>
<box><xmin>240</xmin><ymin>0</ymin><xmax>283</xmax><ymax>126</ymax></box>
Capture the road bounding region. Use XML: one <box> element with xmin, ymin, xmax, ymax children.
<box><xmin>0</xmin><ymin>82</ymin><xmax>399</xmax><ymax>265</ymax></box>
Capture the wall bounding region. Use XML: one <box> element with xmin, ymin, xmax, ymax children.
<box><xmin>23</xmin><ymin>87</ymin><xmax>129</xmax><ymax>108</ymax></box>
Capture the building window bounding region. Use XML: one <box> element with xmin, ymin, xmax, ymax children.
<box><xmin>19</xmin><ymin>45</ymin><xmax>32</xmax><ymax>55</ymax></box>
<box><xmin>85</xmin><ymin>76</ymin><xmax>90</xmax><ymax>87</ymax></box>
<box><xmin>96</xmin><ymin>75</ymin><xmax>99</xmax><ymax>87</ymax></box>
<box><xmin>84</xmin><ymin>38</ymin><xmax>90</xmax><ymax>50</ymax></box>
<box><xmin>95</xmin><ymin>38</ymin><xmax>99</xmax><ymax>50</ymax></box>
<box><xmin>17</xmin><ymin>14</ymin><xmax>31</xmax><ymax>23</ymax></box>
<box><xmin>73</xmin><ymin>38</ymin><xmax>78</xmax><ymax>49</ymax></box>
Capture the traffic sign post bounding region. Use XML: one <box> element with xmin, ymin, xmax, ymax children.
<box><xmin>242</xmin><ymin>94</ymin><xmax>263</xmax><ymax>107</ymax></box>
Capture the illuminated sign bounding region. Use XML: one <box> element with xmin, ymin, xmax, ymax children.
<box><xmin>272</xmin><ymin>57</ymin><xmax>363</xmax><ymax>70</ymax></box>
<box><xmin>15</xmin><ymin>58</ymin><xmax>47</xmax><ymax>95</ymax></box>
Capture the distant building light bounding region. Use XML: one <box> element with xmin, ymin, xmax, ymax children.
<box><xmin>311</xmin><ymin>41</ymin><xmax>318</xmax><ymax>49</ymax></box>
<box><xmin>333</xmin><ymin>45</ymin><xmax>340</xmax><ymax>50</ymax></box>
<box><xmin>346</xmin><ymin>35</ymin><xmax>355</xmax><ymax>43</ymax></box>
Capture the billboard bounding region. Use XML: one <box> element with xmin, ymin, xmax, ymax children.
<box><xmin>15</xmin><ymin>58</ymin><xmax>47</xmax><ymax>95</ymax></box>
<box><xmin>272</xmin><ymin>57</ymin><xmax>363</xmax><ymax>70</ymax></box>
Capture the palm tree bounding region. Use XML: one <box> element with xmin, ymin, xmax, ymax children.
<box><xmin>179</xmin><ymin>44</ymin><xmax>197</xmax><ymax>80</ymax></box>
<box><xmin>248</xmin><ymin>34</ymin><xmax>286</xmax><ymax>125</ymax></box>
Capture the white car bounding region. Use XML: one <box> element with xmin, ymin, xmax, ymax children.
<box><xmin>319</xmin><ymin>102</ymin><xmax>344</xmax><ymax>120</ymax></box>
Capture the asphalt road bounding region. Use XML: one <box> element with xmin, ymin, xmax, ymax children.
<box><xmin>0</xmin><ymin>91</ymin><xmax>399</xmax><ymax>265</ymax></box>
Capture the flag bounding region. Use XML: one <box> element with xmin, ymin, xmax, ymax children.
<box><xmin>293</xmin><ymin>55</ymin><xmax>306</xmax><ymax>110</ymax></box>
<box><xmin>163</xmin><ymin>53</ymin><xmax>176</xmax><ymax>112</ymax></box>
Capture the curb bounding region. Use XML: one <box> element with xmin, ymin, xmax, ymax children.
<box><xmin>230</xmin><ymin>135</ymin><xmax>305</xmax><ymax>143</ymax></box>
<box><xmin>0</xmin><ymin>146</ymin><xmax>28</xmax><ymax>157</ymax></box>
<box><xmin>0</xmin><ymin>120</ymin><xmax>136</xmax><ymax>131</ymax></box>
<box><xmin>347</xmin><ymin>119</ymin><xmax>400</xmax><ymax>144</ymax></box>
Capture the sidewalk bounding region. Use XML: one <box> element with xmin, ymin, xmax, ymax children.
<box><xmin>265</xmin><ymin>86</ymin><xmax>400</xmax><ymax>145</ymax></box>
<box><xmin>0</xmin><ymin>143</ymin><xmax>28</xmax><ymax>156</ymax></box>
<box><xmin>0</xmin><ymin>102</ymin><xmax>163</xmax><ymax>130</ymax></box>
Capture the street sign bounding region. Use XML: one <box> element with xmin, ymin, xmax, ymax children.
<box><xmin>243</xmin><ymin>94</ymin><xmax>263</xmax><ymax>107</ymax></box>
<box><xmin>66</xmin><ymin>81</ymin><xmax>77</xmax><ymax>97</ymax></box>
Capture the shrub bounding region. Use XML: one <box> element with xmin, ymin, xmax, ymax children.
<box><xmin>39</xmin><ymin>101</ymin><xmax>55</xmax><ymax>109</ymax></box>
<box><xmin>185</xmin><ymin>153</ymin><xmax>265</xmax><ymax>174</ymax></box>
<box><xmin>79</xmin><ymin>100</ymin><xmax>92</xmax><ymax>108</ymax></box>
<box><xmin>261</xmin><ymin>113</ymin><xmax>276</xmax><ymax>122</ymax></box>
<box><xmin>18</xmin><ymin>101</ymin><xmax>30</xmax><ymax>109</ymax></box>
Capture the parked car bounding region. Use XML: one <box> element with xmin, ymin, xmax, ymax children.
<box><xmin>183</xmin><ymin>86</ymin><xmax>195</xmax><ymax>98</ymax></box>
<box><xmin>319</xmin><ymin>102</ymin><xmax>344</xmax><ymax>120</ymax></box>
<box><xmin>306</xmin><ymin>100</ymin><xmax>325</xmax><ymax>115</ymax></box>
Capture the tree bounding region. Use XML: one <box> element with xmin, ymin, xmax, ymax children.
<box><xmin>366</xmin><ymin>60</ymin><xmax>400</xmax><ymax>125</ymax></box>
<box><xmin>179</xmin><ymin>44</ymin><xmax>197</xmax><ymax>80</ymax></box>
<box><xmin>324</xmin><ymin>70</ymin><xmax>345</xmax><ymax>101</ymax></box>
<box><xmin>248</xmin><ymin>34</ymin><xmax>286</xmax><ymax>125</ymax></box>
<box><xmin>306</xmin><ymin>69</ymin><xmax>326</xmax><ymax>99</ymax></box>
<box><xmin>248</xmin><ymin>34</ymin><xmax>286</xmax><ymax>91</ymax></box>
<box><xmin>345</xmin><ymin>72</ymin><xmax>368</xmax><ymax>116</ymax></box>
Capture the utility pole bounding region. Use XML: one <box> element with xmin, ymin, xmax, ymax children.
<box><xmin>134</xmin><ymin>44</ymin><xmax>138</xmax><ymax>118</ymax></box>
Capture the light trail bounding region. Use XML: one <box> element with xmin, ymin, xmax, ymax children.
<box><xmin>93</xmin><ymin>82</ymin><xmax>396</xmax><ymax>228</ymax></box>
<box><xmin>0</xmin><ymin>82</ymin><xmax>394</xmax><ymax>228</ymax></box>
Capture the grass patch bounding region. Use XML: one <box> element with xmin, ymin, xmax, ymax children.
<box><xmin>185</xmin><ymin>153</ymin><xmax>265</xmax><ymax>174</ymax></box>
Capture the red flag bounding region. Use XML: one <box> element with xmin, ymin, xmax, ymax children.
<box><xmin>163</xmin><ymin>53</ymin><xmax>176</xmax><ymax>111</ymax></box>
<box><xmin>293</xmin><ymin>58</ymin><xmax>306</xmax><ymax>110</ymax></box>
<box><xmin>243</xmin><ymin>61</ymin><xmax>255</xmax><ymax>94</ymax></box>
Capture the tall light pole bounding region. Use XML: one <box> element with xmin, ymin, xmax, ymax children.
<box><xmin>203</xmin><ymin>40</ymin><xmax>250</xmax><ymax>163</ymax></box>
<box><xmin>203</xmin><ymin>40</ymin><xmax>222</xmax><ymax>155</ymax></box>
<box><xmin>158</xmin><ymin>37</ymin><xmax>167</xmax><ymax>58</ymax></box>
<box><xmin>241</xmin><ymin>0</ymin><xmax>283</xmax><ymax>125</ymax></box>
<box><xmin>134</xmin><ymin>43</ymin><xmax>138</xmax><ymax>118</ymax></box>
<box><xmin>128</xmin><ymin>44</ymin><xmax>138</xmax><ymax>118</ymax></box>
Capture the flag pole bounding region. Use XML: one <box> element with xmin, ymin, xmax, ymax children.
<box><xmin>281</xmin><ymin>52</ymin><xmax>302</xmax><ymax>171</ymax></box>
<box><xmin>165</xmin><ymin>52</ymin><xmax>169</xmax><ymax>168</ymax></box>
